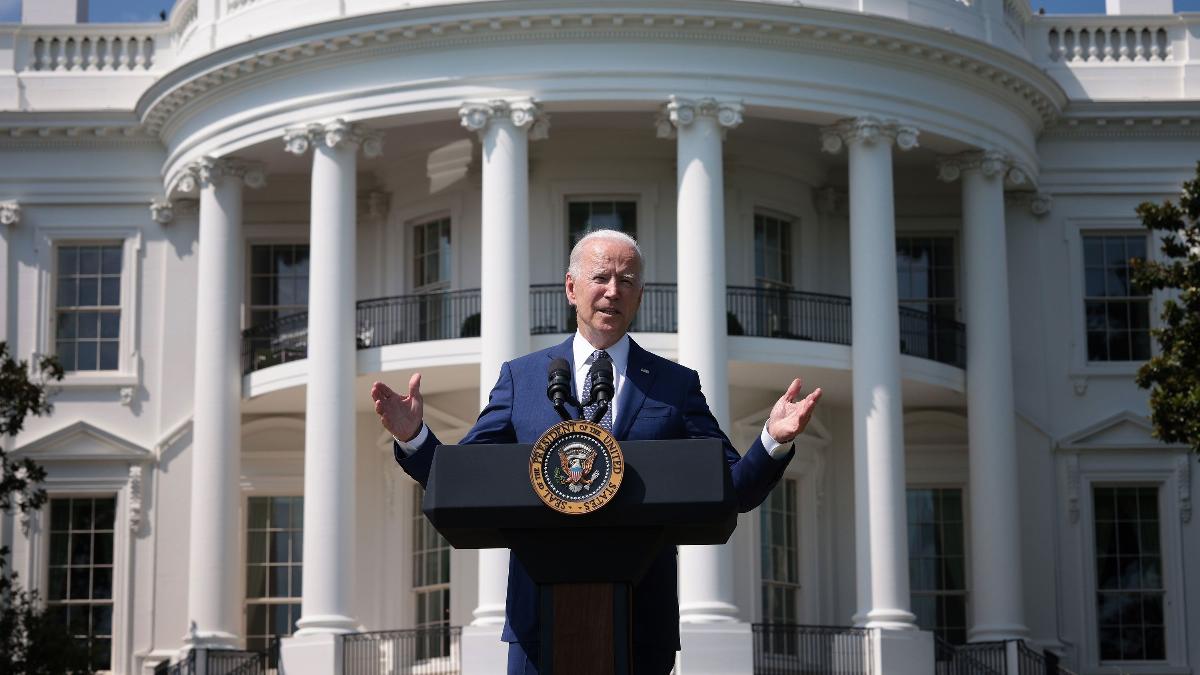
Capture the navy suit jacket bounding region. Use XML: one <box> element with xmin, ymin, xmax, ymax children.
<box><xmin>395</xmin><ymin>335</ymin><xmax>793</xmax><ymax>649</ymax></box>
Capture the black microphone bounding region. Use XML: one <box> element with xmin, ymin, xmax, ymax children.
<box><xmin>587</xmin><ymin>355</ymin><xmax>614</xmax><ymax>424</ymax></box>
<box><xmin>547</xmin><ymin>358</ymin><xmax>574</xmax><ymax>422</ymax></box>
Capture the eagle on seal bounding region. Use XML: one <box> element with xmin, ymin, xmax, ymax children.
<box><xmin>558</xmin><ymin>442</ymin><xmax>598</xmax><ymax>488</ymax></box>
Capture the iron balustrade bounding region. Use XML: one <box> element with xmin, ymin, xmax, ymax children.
<box><xmin>1016</xmin><ymin>640</ymin><xmax>1078</xmax><ymax>675</ymax></box>
<box><xmin>154</xmin><ymin>649</ymin><xmax>269</xmax><ymax>675</ymax></box>
<box><xmin>241</xmin><ymin>285</ymin><xmax>966</xmax><ymax>374</ymax></box>
<box><xmin>752</xmin><ymin>624</ymin><xmax>871</xmax><ymax>675</ymax></box>
<box><xmin>752</xmin><ymin>624</ymin><xmax>872</xmax><ymax>675</ymax></box>
<box><xmin>342</xmin><ymin>627</ymin><xmax>462</xmax><ymax>675</ymax></box>
<box><xmin>934</xmin><ymin>637</ymin><xmax>1008</xmax><ymax>675</ymax></box>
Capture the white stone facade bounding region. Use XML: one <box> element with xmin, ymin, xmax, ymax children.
<box><xmin>1</xmin><ymin>0</ymin><xmax>1197</xmax><ymax>673</ymax></box>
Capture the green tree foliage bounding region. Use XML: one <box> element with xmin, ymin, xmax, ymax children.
<box><xmin>1131</xmin><ymin>163</ymin><xmax>1200</xmax><ymax>455</ymax></box>
<box><xmin>0</xmin><ymin>341</ymin><xmax>92</xmax><ymax>673</ymax></box>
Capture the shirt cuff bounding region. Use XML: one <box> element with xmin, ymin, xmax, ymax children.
<box><xmin>393</xmin><ymin>424</ymin><xmax>429</xmax><ymax>457</ymax></box>
<box><xmin>761</xmin><ymin>424</ymin><xmax>791</xmax><ymax>460</ymax></box>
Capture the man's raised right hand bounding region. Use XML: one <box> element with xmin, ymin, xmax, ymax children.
<box><xmin>371</xmin><ymin>373</ymin><xmax>424</xmax><ymax>442</ymax></box>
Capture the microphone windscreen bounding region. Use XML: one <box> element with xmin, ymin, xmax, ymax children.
<box><xmin>549</xmin><ymin>357</ymin><xmax>570</xmax><ymax>377</ymax></box>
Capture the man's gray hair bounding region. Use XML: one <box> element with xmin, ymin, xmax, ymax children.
<box><xmin>567</xmin><ymin>229</ymin><xmax>645</xmax><ymax>287</ymax></box>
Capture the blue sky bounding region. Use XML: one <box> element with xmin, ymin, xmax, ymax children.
<box><xmin>1</xmin><ymin>0</ymin><xmax>1199</xmax><ymax>25</ymax></box>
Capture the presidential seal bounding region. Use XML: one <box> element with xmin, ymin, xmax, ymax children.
<box><xmin>529</xmin><ymin>420</ymin><xmax>624</xmax><ymax>515</ymax></box>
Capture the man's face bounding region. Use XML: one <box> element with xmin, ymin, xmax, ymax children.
<box><xmin>565</xmin><ymin>238</ymin><xmax>644</xmax><ymax>349</ymax></box>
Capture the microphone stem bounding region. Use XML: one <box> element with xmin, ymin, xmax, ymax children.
<box><xmin>589</xmin><ymin>401</ymin><xmax>609</xmax><ymax>425</ymax></box>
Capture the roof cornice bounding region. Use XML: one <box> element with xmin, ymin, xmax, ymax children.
<box><xmin>136</xmin><ymin>0</ymin><xmax>1068</xmax><ymax>136</ymax></box>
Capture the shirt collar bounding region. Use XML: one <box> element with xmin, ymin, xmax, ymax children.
<box><xmin>572</xmin><ymin>332</ymin><xmax>630</xmax><ymax>375</ymax></box>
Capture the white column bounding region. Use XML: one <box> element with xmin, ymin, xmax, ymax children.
<box><xmin>821</xmin><ymin>117</ymin><xmax>919</xmax><ymax>631</ymax></box>
<box><xmin>0</xmin><ymin>201</ymin><xmax>18</xmax><ymax>344</ymax></box>
<box><xmin>660</xmin><ymin>96</ymin><xmax>744</xmax><ymax>628</ymax></box>
<box><xmin>180</xmin><ymin>157</ymin><xmax>264</xmax><ymax>650</ymax></box>
<box><xmin>458</xmin><ymin>99</ymin><xmax>545</xmax><ymax>635</ymax></box>
<box><xmin>938</xmin><ymin>151</ymin><xmax>1028</xmax><ymax>641</ymax></box>
<box><xmin>282</xmin><ymin>121</ymin><xmax>382</xmax><ymax>636</ymax></box>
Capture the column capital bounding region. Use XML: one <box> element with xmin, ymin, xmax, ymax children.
<box><xmin>177</xmin><ymin>156</ymin><xmax>267</xmax><ymax>193</ymax></box>
<box><xmin>283</xmin><ymin>119</ymin><xmax>384</xmax><ymax>157</ymax></box>
<box><xmin>820</xmin><ymin>117</ymin><xmax>919</xmax><ymax>154</ymax></box>
<box><xmin>459</xmin><ymin>99</ymin><xmax>549</xmax><ymax>140</ymax></box>
<box><xmin>936</xmin><ymin>149</ymin><xmax>1028</xmax><ymax>185</ymax></box>
<box><xmin>150</xmin><ymin>199</ymin><xmax>174</xmax><ymax>225</ymax></box>
<box><xmin>0</xmin><ymin>200</ymin><xmax>20</xmax><ymax>226</ymax></box>
<box><xmin>655</xmin><ymin>96</ymin><xmax>744</xmax><ymax>139</ymax></box>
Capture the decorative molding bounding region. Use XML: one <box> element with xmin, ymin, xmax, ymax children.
<box><xmin>813</xmin><ymin>186</ymin><xmax>844</xmax><ymax>217</ymax></box>
<box><xmin>1179</xmin><ymin>455</ymin><xmax>1192</xmax><ymax>524</ymax></box>
<box><xmin>0</xmin><ymin>201</ymin><xmax>20</xmax><ymax>226</ymax></box>
<box><xmin>1066</xmin><ymin>453</ymin><xmax>1080</xmax><ymax>524</ymax></box>
<box><xmin>128</xmin><ymin>465</ymin><xmax>144</xmax><ymax>533</ymax></box>
<box><xmin>0</xmin><ymin>125</ymin><xmax>156</xmax><ymax>146</ymax></box>
<box><xmin>138</xmin><ymin>8</ymin><xmax>1063</xmax><ymax>135</ymax></box>
<box><xmin>149</xmin><ymin>199</ymin><xmax>174</xmax><ymax>225</ymax></box>
<box><xmin>1070</xmin><ymin>375</ymin><xmax>1087</xmax><ymax>396</ymax></box>
<box><xmin>1007</xmin><ymin>191</ymin><xmax>1054</xmax><ymax>217</ymax></box>
<box><xmin>282</xmin><ymin>119</ymin><xmax>384</xmax><ymax>157</ymax></box>
<box><xmin>655</xmin><ymin>96</ymin><xmax>744</xmax><ymax>139</ymax></box>
<box><xmin>174</xmin><ymin>156</ymin><xmax>266</xmax><ymax>194</ymax></box>
<box><xmin>1046</xmin><ymin>115</ymin><xmax>1200</xmax><ymax>139</ymax></box>
<box><xmin>358</xmin><ymin>190</ymin><xmax>391</xmax><ymax>220</ymax></box>
<box><xmin>458</xmin><ymin>99</ymin><xmax>549</xmax><ymax>140</ymax></box>
<box><xmin>119</xmin><ymin>386</ymin><xmax>136</xmax><ymax>406</ymax></box>
<box><xmin>819</xmin><ymin>116</ymin><xmax>919</xmax><ymax>154</ymax></box>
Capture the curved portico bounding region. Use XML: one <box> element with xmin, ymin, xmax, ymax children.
<box><xmin>144</xmin><ymin>2</ymin><xmax>1059</xmax><ymax>672</ymax></box>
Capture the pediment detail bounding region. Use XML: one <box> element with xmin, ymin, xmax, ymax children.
<box><xmin>13</xmin><ymin>421</ymin><xmax>153</xmax><ymax>462</ymax></box>
<box><xmin>1058</xmin><ymin>410</ymin><xmax>1179</xmax><ymax>450</ymax></box>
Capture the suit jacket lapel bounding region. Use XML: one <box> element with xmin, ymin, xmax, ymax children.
<box><xmin>545</xmin><ymin>336</ymin><xmax>581</xmax><ymax>420</ymax></box>
<box><xmin>614</xmin><ymin>337</ymin><xmax>656</xmax><ymax>440</ymax></box>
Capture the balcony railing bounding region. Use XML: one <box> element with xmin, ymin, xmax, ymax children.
<box><xmin>343</xmin><ymin>627</ymin><xmax>462</xmax><ymax>675</ymax></box>
<box><xmin>935</xmin><ymin>637</ymin><xmax>1077</xmax><ymax>675</ymax></box>
<box><xmin>154</xmin><ymin>648</ymin><xmax>270</xmax><ymax>675</ymax></box>
<box><xmin>241</xmin><ymin>285</ymin><xmax>966</xmax><ymax>374</ymax></box>
<box><xmin>752</xmin><ymin>624</ymin><xmax>872</xmax><ymax>675</ymax></box>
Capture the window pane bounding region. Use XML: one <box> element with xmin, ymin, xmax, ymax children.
<box><xmin>99</xmin><ymin>312</ymin><xmax>119</xmax><ymax>339</ymax></box>
<box><xmin>79</xmin><ymin>247</ymin><xmax>100</xmax><ymax>275</ymax></box>
<box><xmin>78</xmin><ymin>277</ymin><xmax>99</xmax><ymax>306</ymax></box>
<box><xmin>57</xmin><ymin>278</ymin><xmax>77</xmax><ymax>307</ymax></box>
<box><xmin>1093</xmin><ymin>486</ymin><xmax>1165</xmax><ymax>662</ymax></box>
<box><xmin>57</xmin><ymin>312</ymin><xmax>77</xmax><ymax>339</ymax></box>
<box><xmin>100</xmin><ymin>247</ymin><xmax>122</xmax><ymax>275</ymax></box>
<box><xmin>92</xmin><ymin>567</ymin><xmax>112</xmax><ymax>600</ymax></box>
<box><xmin>59</xmin><ymin>247</ymin><xmax>78</xmax><ymax>274</ymax></box>
<box><xmin>100</xmin><ymin>277</ymin><xmax>120</xmax><ymax>306</ymax></box>
<box><xmin>77</xmin><ymin>343</ymin><xmax>98</xmax><ymax>371</ymax></box>
<box><xmin>99</xmin><ymin>341</ymin><xmax>119</xmax><ymax>370</ymax></box>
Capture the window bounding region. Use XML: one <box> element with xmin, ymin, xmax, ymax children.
<box><xmin>55</xmin><ymin>244</ymin><xmax>122</xmax><ymax>371</ymax></box>
<box><xmin>412</xmin><ymin>487</ymin><xmax>451</xmax><ymax>659</ymax></box>
<box><xmin>760</xmin><ymin>479</ymin><xmax>799</xmax><ymax>652</ymax></box>
<box><xmin>245</xmin><ymin>496</ymin><xmax>303</xmax><ymax>654</ymax></box>
<box><xmin>1083</xmin><ymin>235</ymin><xmax>1150</xmax><ymax>361</ymax></box>
<box><xmin>413</xmin><ymin>217</ymin><xmax>451</xmax><ymax>291</ymax></box>
<box><xmin>249</xmin><ymin>244</ymin><xmax>310</xmax><ymax>328</ymax></box>
<box><xmin>907</xmin><ymin>488</ymin><xmax>967</xmax><ymax>645</ymax></box>
<box><xmin>412</xmin><ymin>218</ymin><xmax>453</xmax><ymax>340</ymax></box>
<box><xmin>46</xmin><ymin>496</ymin><xmax>116</xmax><ymax>671</ymax></box>
<box><xmin>567</xmin><ymin>199</ymin><xmax>637</xmax><ymax>253</ymax></box>
<box><xmin>896</xmin><ymin>236</ymin><xmax>957</xmax><ymax>364</ymax></box>
<box><xmin>1093</xmin><ymin>486</ymin><xmax>1165</xmax><ymax>662</ymax></box>
<box><xmin>754</xmin><ymin>213</ymin><xmax>793</xmax><ymax>290</ymax></box>
<box><xmin>896</xmin><ymin>236</ymin><xmax>956</xmax><ymax>320</ymax></box>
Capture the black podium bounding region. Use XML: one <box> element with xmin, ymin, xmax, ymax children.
<box><xmin>423</xmin><ymin>439</ymin><xmax>738</xmax><ymax>675</ymax></box>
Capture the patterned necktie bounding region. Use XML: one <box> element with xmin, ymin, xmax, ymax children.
<box><xmin>582</xmin><ymin>350</ymin><xmax>614</xmax><ymax>431</ymax></box>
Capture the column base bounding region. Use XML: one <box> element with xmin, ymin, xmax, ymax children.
<box><xmin>852</xmin><ymin>607</ymin><xmax>918</xmax><ymax>631</ymax></box>
<box><xmin>181</xmin><ymin>630</ymin><xmax>239</xmax><ymax>650</ymax></box>
<box><xmin>678</xmin><ymin>600</ymin><xmax>740</xmax><ymax>623</ymax></box>
<box><xmin>293</xmin><ymin>613</ymin><xmax>357</xmax><ymax>635</ymax></box>
<box><xmin>460</xmin><ymin>625</ymin><xmax>507</xmax><ymax>675</ymax></box>
<box><xmin>871</xmin><ymin>628</ymin><xmax>934</xmax><ymax>675</ymax></box>
<box><xmin>280</xmin><ymin>632</ymin><xmax>344</xmax><ymax>675</ymax></box>
<box><xmin>969</xmin><ymin>622</ymin><xmax>1030</xmax><ymax>642</ymax></box>
<box><xmin>678</xmin><ymin>622</ymin><xmax>751</xmax><ymax>675</ymax></box>
<box><xmin>470</xmin><ymin>602</ymin><xmax>507</xmax><ymax>626</ymax></box>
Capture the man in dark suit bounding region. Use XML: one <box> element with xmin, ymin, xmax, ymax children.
<box><xmin>371</xmin><ymin>229</ymin><xmax>822</xmax><ymax>675</ymax></box>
